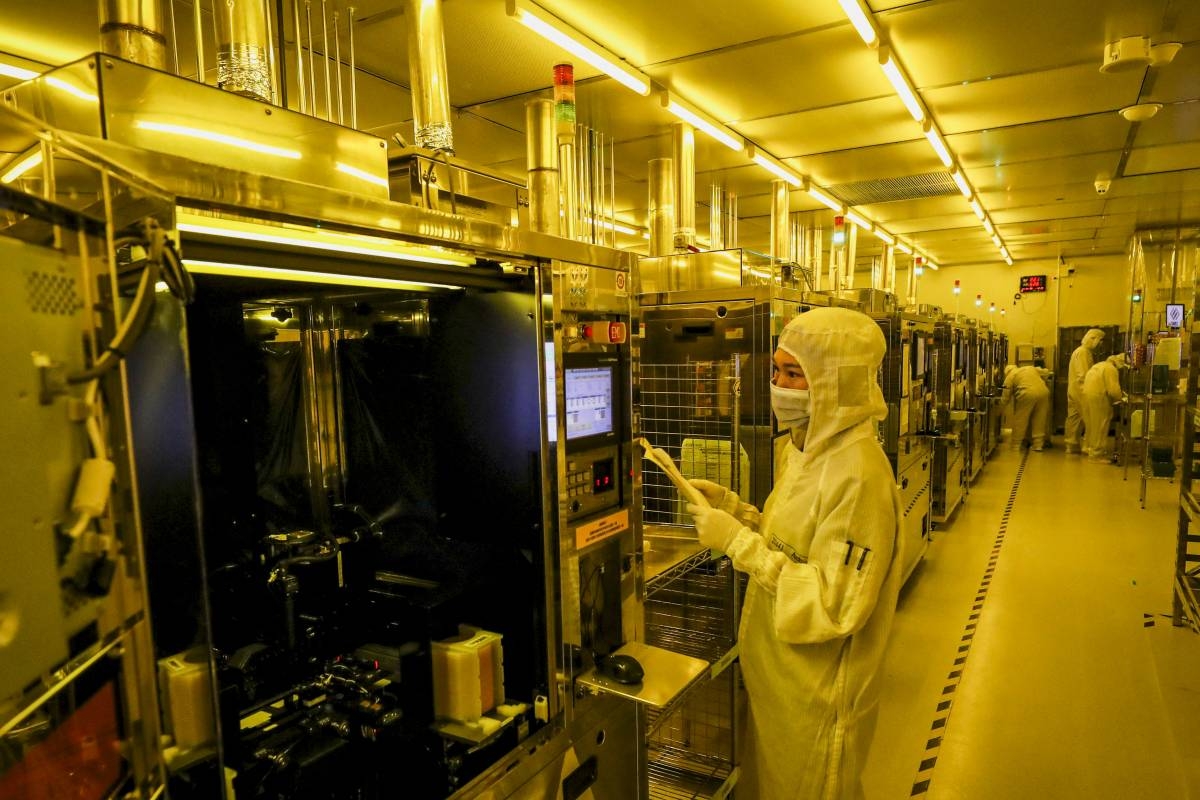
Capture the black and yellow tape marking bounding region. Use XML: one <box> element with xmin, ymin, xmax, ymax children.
<box><xmin>910</xmin><ymin>449</ymin><xmax>1027</xmax><ymax>797</ymax></box>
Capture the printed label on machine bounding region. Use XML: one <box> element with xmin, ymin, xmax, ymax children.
<box><xmin>575</xmin><ymin>508</ymin><xmax>630</xmax><ymax>550</ymax></box>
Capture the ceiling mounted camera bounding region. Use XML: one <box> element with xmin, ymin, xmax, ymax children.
<box><xmin>1094</xmin><ymin>178</ymin><xmax>1111</xmax><ymax>195</ymax></box>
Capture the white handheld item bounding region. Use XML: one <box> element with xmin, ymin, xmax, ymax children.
<box><xmin>636</xmin><ymin>438</ymin><xmax>709</xmax><ymax>508</ymax></box>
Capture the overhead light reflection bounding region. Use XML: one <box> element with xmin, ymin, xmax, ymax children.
<box><xmin>134</xmin><ymin>120</ymin><xmax>302</xmax><ymax>159</ymax></box>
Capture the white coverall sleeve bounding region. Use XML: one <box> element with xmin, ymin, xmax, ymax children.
<box><xmin>724</xmin><ymin>455</ymin><xmax>897</xmax><ymax>644</ymax></box>
<box><xmin>1000</xmin><ymin>378</ymin><xmax>1014</xmax><ymax>407</ymax></box>
<box><xmin>1104</xmin><ymin>365</ymin><xmax>1122</xmax><ymax>401</ymax></box>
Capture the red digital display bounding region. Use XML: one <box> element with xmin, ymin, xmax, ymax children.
<box><xmin>1019</xmin><ymin>274</ymin><xmax>1047</xmax><ymax>293</ymax></box>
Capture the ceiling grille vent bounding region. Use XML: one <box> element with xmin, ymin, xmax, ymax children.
<box><xmin>828</xmin><ymin>172</ymin><xmax>958</xmax><ymax>206</ymax></box>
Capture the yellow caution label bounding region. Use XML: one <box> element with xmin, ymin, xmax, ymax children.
<box><xmin>575</xmin><ymin>509</ymin><xmax>629</xmax><ymax>550</ymax></box>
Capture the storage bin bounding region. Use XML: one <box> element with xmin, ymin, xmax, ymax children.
<box><xmin>432</xmin><ymin>626</ymin><xmax>504</xmax><ymax>723</ymax></box>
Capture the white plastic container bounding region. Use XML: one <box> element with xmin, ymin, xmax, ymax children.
<box><xmin>432</xmin><ymin>626</ymin><xmax>505</xmax><ymax>723</ymax></box>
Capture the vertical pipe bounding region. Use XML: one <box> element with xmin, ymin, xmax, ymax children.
<box><xmin>347</xmin><ymin>6</ymin><xmax>358</xmax><ymax>129</ymax></box>
<box><xmin>845</xmin><ymin>223</ymin><xmax>858</xmax><ymax>289</ymax></box>
<box><xmin>100</xmin><ymin>0</ymin><xmax>169</xmax><ymax>70</ymax></box>
<box><xmin>320</xmin><ymin>0</ymin><xmax>332</xmax><ymax>120</ymax></box>
<box><xmin>292</xmin><ymin>0</ymin><xmax>307</xmax><ymax>113</ymax></box>
<box><xmin>709</xmin><ymin>184</ymin><xmax>723</xmax><ymax>251</ymax></box>
<box><xmin>214</xmin><ymin>0</ymin><xmax>276</xmax><ymax>102</ymax></box>
<box><xmin>405</xmin><ymin>0</ymin><xmax>455</xmax><ymax>152</ymax></box>
<box><xmin>559</xmin><ymin>140</ymin><xmax>577</xmax><ymax>239</ymax></box>
<box><xmin>672</xmin><ymin>122</ymin><xmax>695</xmax><ymax>251</ymax></box>
<box><xmin>333</xmin><ymin>10</ymin><xmax>344</xmax><ymax>124</ymax></box>
<box><xmin>525</xmin><ymin>99</ymin><xmax>560</xmax><ymax>236</ymax></box>
<box><xmin>882</xmin><ymin>245</ymin><xmax>896</xmax><ymax>294</ymax></box>
<box><xmin>648</xmin><ymin>158</ymin><xmax>674</xmax><ymax>258</ymax></box>
<box><xmin>166</xmin><ymin>0</ymin><xmax>180</xmax><ymax>74</ymax></box>
<box><xmin>305</xmin><ymin>1</ymin><xmax>316</xmax><ymax>114</ymax></box>
<box><xmin>194</xmin><ymin>0</ymin><xmax>206</xmax><ymax>82</ymax></box>
<box><xmin>727</xmin><ymin>192</ymin><xmax>737</xmax><ymax>248</ymax></box>
<box><xmin>770</xmin><ymin>180</ymin><xmax>789</xmax><ymax>263</ymax></box>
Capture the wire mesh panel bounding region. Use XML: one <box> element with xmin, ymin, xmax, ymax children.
<box><xmin>645</xmin><ymin>548</ymin><xmax>744</xmax><ymax>799</ymax></box>
<box><xmin>641</xmin><ymin>360</ymin><xmax>742</xmax><ymax>528</ymax></box>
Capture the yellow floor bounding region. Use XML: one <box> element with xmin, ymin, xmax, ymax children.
<box><xmin>863</xmin><ymin>438</ymin><xmax>1197</xmax><ymax>799</ymax></box>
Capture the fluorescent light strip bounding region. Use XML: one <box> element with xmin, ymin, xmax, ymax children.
<box><xmin>924</xmin><ymin>124</ymin><xmax>953</xmax><ymax>168</ymax></box>
<box><xmin>44</xmin><ymin>75</ymin><xmax>98</xmax><ymax>102</ymax></box>
<box><xmin>807</xmin><ymin>185</ymin><xmax>844</xmax><ymax>213</ymax></box>
<box><xmin>183</xmin><ymin>260</ymin><xmax>461</xmax><ymax>291</ymax></box>
<box><xmin>983</xmin><ymin>218</ymin><xmax>995</xmax><ymax>235</ymax></box>
<box><xmin>135</xmin><ymin>120</ymin><xmax>302</xmax><ymax>160</ymax></box>
<box><xmin>951</xmin><ymin>168</ymin><xmax>972</xmax><ymax>199</ymax></box>
<box><xmin>874</xmin><ymin>228</ymin><xmax>895</xmax><ymax>246</ymax></box>
<box><xmin>880</xmin><ymin>52</ymin><xmax>924</xmax><ymax>124</ymax></box>
<box><xmin>896</xmin><ymin>241</ymin><xmax>913</xmax><ymax>255</ymax></box>
<box><xmin>1004</xmin><ymin>255</ymin><xmax>1013</xmax><ymax>265</ymax></box>
<box><xmin>1</xmin><ymin>151</ymin><xmax>42</xmax><ymax>183</ymax></box>
<box><xmin>335</xmin><ymin>162</ymin><xmax>390</xmax><ymax>189</ymax></box>
<box><xmin>991</xmin><ymin>234</ymin><xmax>1003</xmax><ymax>248</ymax></box>
<box><xmin>926</xmin><ymin>262</ymin><xmax>939</xmax><ymax>271</ymax></box>
<box><xmin>507</xmin><ymin>0</ymin><xmax>650</xmax><ymax>96</ymax></box>
<box><xmin>845</xmin><ymin>210</ymin><xmax>871</xmax><ymax>230</ymax></box>
<box><xmin>969</xmin><ymin>198</ymin><xmax>985</xmax><ymax>220</ymax></box>
<box><xmin>0</xmin><ymin>62</ymin><xmax>39</xmax><ymax>80</ymax></box>
<box><xmin>1000</xmin><ymin>247</ymin><xmax>1010</xmax><ymax>260</ymax></box>
<box><xmin>177</xmin><ymin>212</ymin><xmax>476</xmax><ymax>267</ymax></box>
<box><xmin>665</xmin><ymin>97</ymin><xmax>743</xmax><ymax>151</ymax></box>
<box><xmin>752</xmin><ymin>153</ymin><xmax>801</xmax><ymax>187</ymax></box>
<box><xmin>837</xmin><ymin>0</ymin><xmax>878</xmax><ymax>46</ymax></box>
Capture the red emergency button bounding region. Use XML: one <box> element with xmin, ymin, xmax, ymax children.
<box><xmin>583</xmin><ymin>321</ymin><xmax>627</xmax><ymax>344</ymax></box>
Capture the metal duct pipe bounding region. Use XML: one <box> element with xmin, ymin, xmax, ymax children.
<box><xmin>844</xmin><ymin>224</ymin><xmax>857</xmax><ymax>289</ymax></box>
<box><xmin>405</xmin><ymin>0</ymin><xmax>454</xmax><ymax>152</ymax></box>
<box><xmin>100</xmin><ymin>0</ymin><xmax>168</xmax><ymax>70</ymax></box>
<box><xmin>672</xmin><ymin>122</ymin><xmax>695</xmax><ymax>251</ymax></box>
<box><xmin>770</xmin><ymin>180</ymin><xmax>789</xmax><ymax>263</ymax></box>
<box><xmin>724</xmin><ymin>191</ymin><xmax>737</xmax><ymax>248</ymax></box>
<box><xmin>881</xmin><ymin>245</ymin><xmax>896</xmax><ymax>294</ymax></box>
<box><xmin>648</xmin><ymin>158</ymin><xmax>674</xmax><ymax>258</ymax></box>
<box><xmin>709</xmin><ymin>184</ymin><xmax>723</xmax><ymax>250</ymax></box>
<box><xmin>214</xmin><ymin>0</ymin><xmax>276</xmax><ymax>102</ymax></box>
<box><xmin>526</xmin><ymin>99</ymin><xmax>560</xmax><ymax>236</ymax></box>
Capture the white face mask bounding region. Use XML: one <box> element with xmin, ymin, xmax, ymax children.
<box><xmin>771</xmin><ymin>383</ymin><xmax>811</xmax><ymax>429</ymax></box>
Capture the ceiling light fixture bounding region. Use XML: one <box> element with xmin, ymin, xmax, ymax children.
<box><xmin>183</xmin><ymin>260</ymin><xmax>463</xmax><ymax>291</ymax></box>
<box><xmin>983</xmin><ymin>218</ymin><xmax>995</xmax><ymax>235</ymax></box>
<box><xmin>1100</xmin><ymin>35</ymin><xmax>1151</xmax><ymax>73</ymax></box>
<box><xmin>1000</xmin><ymin>246</ymin><xmax>1010</xmax><ymax>260</ymax></box>
<box><xmin>662</xmin><ymin>92</ymin><xmax>744</xmax><ymax>151</ymax></box>
<box><xmin>806</xmin><ymin>184</ymin><xmax>844</xmax><ymax>213</ymax></box>
<box><xmin>836</xmin><ymin>0</ymin><xmax>878</xmax><ymax>46</ymax></box>
<box><xmin>0</xmin><ymin>150</ymin><xmax>43</xmax><ymax>184</ymax></box>
<box><xmin>506</xmin><ymin>0</ymin><xmax>651</xmax><ymax>95</ymax></box>
<box><xmin>845</xmin><ymin>210</ymin><xmax>871</xmax><ymax>230</ymax></box>
<box><xmin>925</xmin><ymin>261</ymin><xmax>939</xmax><ymax>271</ymax></box>
<box><xmin>923</xmin><ymin>122</ymin><xmax>953</xmax><ymax>168</ymax></box>
<box><xmin>896</xmin><ymin>242</ymin><xmax>913</xmax><ymax>255</ymax></box>
<box><xmin>969</xmin><ymin>198</ymin><xmax>985</xmax><ymax>220</ymax></box>
<box><xmin>991</xmin><ymin>234</ymin><xmax>1002</xmax><ymax>248</ymax></box>
<box><xmin>176</xmin><ymin>211</ymin><xmax>477</xmax><ymax>267</ymax></box>
<box><xmin>879</xmin><ymin>48</ymin><xmax>924</xmax><ymax>124</ymax></box>
<box><xmin>749</xmin><ymin>148</ymin><xmax>802</xmax><ymax>187</ymax></box>
<box><xmin>1003</xmin><ymin>255</ymin><xmax>1013</xmax><ymax>266</ymax></box>
<box><xmin>1149</xmin><ymin>42</ymin><xmax>1183</xmax><ymax>67</ymax></box>
<box><xmin>135</xmin><ymin>120</ymin><xmax>302</xmax><ymax>159</ymax></box>
<box><xmin>0</xmin><ymin>62</ymin><xmax>40</xmax><ymax>81</ymax></box>
<box><xmin>950</xmin><ymin>167</ymin><xmax>972</xmax><ymax>199</ymax></box>
<box><xmin>874</xmin><ymin>228</ymin><xmax>895</xmax><ymax>245</ymax></box>
<box><xmin>1119</xmin><ymin>103</ymin><xmax>1162</xmax><ymax>122</ymax></box>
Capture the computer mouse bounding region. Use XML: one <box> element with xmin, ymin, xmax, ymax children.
<box><xmin>599</xmin><ymin>654</ymin><xmax>644</xmax><ymax>685</ymax></box>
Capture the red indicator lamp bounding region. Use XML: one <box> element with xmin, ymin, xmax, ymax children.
<box><xmin>582</xmin><ymin>321</ymin><xmax>627</xmax><ymax>344</ymax></box>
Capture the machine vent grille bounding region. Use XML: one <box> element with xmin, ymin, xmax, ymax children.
<box><xmin>829</xmin><ymin>172</ymin><xmax>958</xmax><ymax>206</ymax></box>
<box><xmin>25</xmin><ymin>271</ymin><xmax>81</xmax><ymax>315</ymax></box>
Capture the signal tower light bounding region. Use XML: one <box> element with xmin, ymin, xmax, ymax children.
<box><xmin>975</xmin><ymin>293</ymin><xmax>983</xmax><ymax>308</ymax></box>
<box><xmin>832</xmin><ymin>215</ymin><xmax>847</xmax><ymax>247</ymax></box>
<box><xmin>953</xmin><ymin>279</ymin><xmax>961</xmax><ymax>296</ymax></box>
<box><xmin>989</xmin><ymin>301</ymin><xmax>996</xmax><ymax>313</ymax></box>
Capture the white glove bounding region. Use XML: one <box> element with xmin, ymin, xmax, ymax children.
<box><xmin>688</xmin><ymin>479</ymin><xmax>739</xmax><ymax>514</ymax></box>
<box><xmin>686</xmin><ymin>504</ymin><xmax>743</xmax><ymax>553</ymax></box>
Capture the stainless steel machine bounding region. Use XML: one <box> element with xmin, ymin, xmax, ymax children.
<box><xmin>931</xmin><ymin>315</ymin><xmax>972</xmax><ymax>525</ymax></box>
<box><xmin>0</xmin><ymin>49</ymin><xmax>712</xmax><ymax>800</ymax></box>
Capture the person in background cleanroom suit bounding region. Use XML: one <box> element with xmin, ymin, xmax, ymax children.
<box><xmin>1001</xmin><ymin>364</ymin><xmax>1051</xmax><ymax>451</ymax></box>
<box><xmin>1082</xmin><ymin>353</ymin><xmax>1128</xmax><ymax>462</ymax></box>
<box><xmin>687</xmin><ymin>307</ymin><xmax>904</xmax><ymax>800</ymax></box>
<box><xmin>1065</xmin><ymin>328</ymin><xmax>1106</xmax><ymax>453</ymax></box>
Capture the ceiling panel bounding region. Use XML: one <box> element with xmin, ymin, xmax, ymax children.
<box><xmin>1147</xmin><ymin>44</ymin><xmax>1200</xmax><ymax>103</ymax></box>
<box><xmin>950</xmin><ymin>114</ymin><xmax>1132</xmax><ymax>168</ymax></box>
<box><xmin>737</xmin><ymin>96</ymin><xmax>919</xmax><ymax>159</ymax></box>
<box><xmin>968</xmin><ymin>152</ymin><xmax>1125</xmax><ymax>194</ymax></box>
<box><xmin>540</xmin><ymin>0</ymin><xmax>845</xmax><ymax>68</ymax></box>
<box><xmin>992</xmin><ymin>199</ymin><xmax>1109</xmax><ymax>223</ymax></box>
<box><xmin>1126</xmin><ymin>143</ymin><xmax>1200</xmax><ymax>175</ymax></box>
<box><xmin>643</xmin><ymin>26</ymin><xmax>890</xmax><ymax>123</ymax></box>
<box><xmin>802</xmin><ymin>139</ymin><xmax>944</xmax><ymax>187</ymax></box>
<box><xmin>884</xmin><ymin>0</ymin><xmax>1174</xmax><ymax>87</ymax></box>
<box><xmin>1131</xmin><ymin>102</ymin><xmax>1200</xmax><ymax>148</ymax></box>
<box><xmin>925</xmin><ymin>63</ymin><xmax>1145</xmax><ymax>134</ymax></box>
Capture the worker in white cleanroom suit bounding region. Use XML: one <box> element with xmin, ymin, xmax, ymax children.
<box><xmin>1082</xmin><ymin>353</ymin><xmax>1128</xmax><ymax>462</ymax></box>
<box><xmin>1065</xmin><ymin>328</ymin><xmax>1105</xmax><ymax>453</ymax></box>
<box><xmin>688</xmin><ymin>308</ymin><xmax>904</xmax><ymax>800</ymax></box>
<box><xmin>1001</xmin><ymin>364</ymin><xmax>1051</xmax><ymax>451</ymax></box>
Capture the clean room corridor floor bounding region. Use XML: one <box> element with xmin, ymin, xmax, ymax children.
<box><xmin>863</xmin><ymin>440</ymin><xmax>1200</xmax><ymax>799</ymax></box>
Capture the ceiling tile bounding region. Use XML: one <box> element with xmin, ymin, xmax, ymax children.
<box><xmin>801</xmin><ymin>139</ymin><xmax>945</xmax><ymax>187</ymax></box>
<box><xmin>950</xmin><ymin>114</ymin><xmax>1132</xmax><ymax>168</ymax></box>
<box><xmin>1147</xmin><ymin>44</ymin><xmax>1200</xmax><ymax>104</ymax></box>
<box><xmin>1131</xmin><ymin>101</ymin><xmax>1200</xmax><ymax>148</ymax></box>
<box><xmin>1126</xmin><ymin>143</ymin><xmax>1200</xmax><ymax>175</ymax></box>
<box><xmin>737</xmin><ymin>96</ymin><xmax>920</xmax><ymax>159</ymax></box>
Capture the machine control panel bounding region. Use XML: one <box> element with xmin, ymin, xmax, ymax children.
<box><xmin>565</xmin><ymin>448</ymin><xmax>621</xmax><ymax>519</ymax></box>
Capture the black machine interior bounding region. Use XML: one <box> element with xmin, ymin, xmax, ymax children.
<box><xmin>177</xmin><ymin>271</ymin><xmax>549</xmax><ymax>799</ymax></box>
